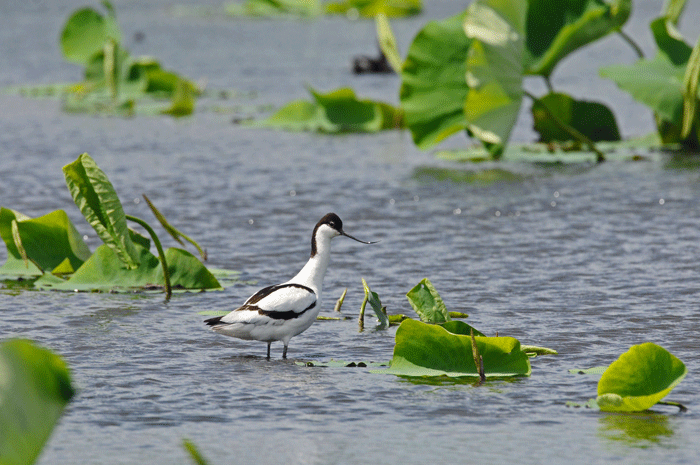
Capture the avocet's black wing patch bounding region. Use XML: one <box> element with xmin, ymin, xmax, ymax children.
<box><xmin>207</xmin><ymin>283</ymin><xmax>317</xmax><ymax>325</ymax></box>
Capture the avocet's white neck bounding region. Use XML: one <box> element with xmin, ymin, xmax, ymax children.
<box><xmin>288</xmin><ymin>225</ymin><xmax>336</xmax><ymax>293</ymax></box>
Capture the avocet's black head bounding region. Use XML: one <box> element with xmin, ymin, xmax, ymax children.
<box><xmin>310</xmin><ymin>213</ymin><xmax>377</xmax><ymax>257</ymax></box>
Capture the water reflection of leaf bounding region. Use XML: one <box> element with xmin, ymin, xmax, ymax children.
<box><xmin>598</xmin><ymin>413</ymin><xmax>675</xmax><ymax>447</ymax></box>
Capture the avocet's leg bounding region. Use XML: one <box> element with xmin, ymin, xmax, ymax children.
<box><xmin>282</xmin><ymin>344</ymin><xmax>288</xmax><ymax>359</ymax></box>
<box><xmin>266</xmin><ymin>342</ymin><xmax>271</xmax><ymax>359</ymax></box>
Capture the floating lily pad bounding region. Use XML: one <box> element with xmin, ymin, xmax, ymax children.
<box><xmin>0</xmin><ymin>339</ymin><xmax>75</xmax><ymax>465</ymax></box>
<box><xmin>596</xmin><ymin>342</ymin><xmax>687</xmax><ymax>412</ymax></box>
<box><xmin>376</xmin><ymin>319</ymin><xmax>531</xmax><ymax>378</ymax></box>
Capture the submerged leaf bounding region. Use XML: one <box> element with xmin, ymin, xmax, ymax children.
<box><xmin>377</xmin><ymin>319</ymin><xmax>531</xmax><ymax>378</ymax></box>
<box><xmin>0</xmin><ymin>340</ymin><xmax>74</xmax><ymax>465</ymax></box>
<box><xmin>596</xmin><ymin>342</ymin><xmax>687</xmax><ymax>412</ymax></box>
<box><xmin>63</xmin><ymin>153</ymin><xmax>140</xmax><ymax>269</ymax></box>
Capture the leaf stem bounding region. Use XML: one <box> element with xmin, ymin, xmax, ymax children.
<box><xmin>470</xmin><ymin>328</ymin><xmax>485</xmax><ymax>384</ymax></box>
<box><xmin>616</xmin><ymin>30</ymin><xmax>645</xmax><ymax>59</ymax></box>
<box><xmin>334</xmin><ymin>288</ymin><xmax>347</xmax><ymax>313</ymax></box>
<box><xmin>126</xmin><ymin>214</ymin><xmax>172</xmax><ymax>301</ymax></box>
<box><xmin>523</xmin><ymin>89</ymin><xmax>606</xmax><ymax>163</ymax></box>
<box><xmin>656</xmin><ymin>400</ymin><xmax>688</xmax><ymax>412</ymax></box>
<box><xmin>359</xmin><ymin>293</ymin><xmax>367</xmax><ymax>332</ymax></box>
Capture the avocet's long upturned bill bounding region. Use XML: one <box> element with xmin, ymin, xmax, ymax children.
<box><xmin>205</xmin><ymin>213</ymin><xmax>376</xmax><ymax>359</ymax></box>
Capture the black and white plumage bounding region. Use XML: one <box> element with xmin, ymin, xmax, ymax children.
<box><xmin>205</xmin><ymin>213</ymin><xmax>376</xmax><ymax>358</ymax></box>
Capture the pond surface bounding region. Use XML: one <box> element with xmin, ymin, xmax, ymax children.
<box><xmin>2</xmin><ymin>1</ymin><xmax>700</xmax><ymax>464</ymax></box>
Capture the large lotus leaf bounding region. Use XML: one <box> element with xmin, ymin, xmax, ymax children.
<box><xmin>60</xmin><ymin>2</ymin><xmax>121</xmax><ymax>65</ymax></box>
<box><xmin>532</xmin><ymin>92</ymin><xmax>621</xmax><ymax>142</ymax></box>
<box><xmin>325</xmin><ymin>0</ymin><xmax>421</xmax><ymax>18</ymax></box>
<box><xmin>0</xmin><ymin>339</ymin><xmax>75</xmax><ymax>465</ymax></box>
<box><xmin>525</xmin><ymin>0</ymin><xmax>631</xmax><ymax>77</ymax></box>
<box><xmin>35</xmin><ymin>242</ymin><xmax>221</xmax><ymax>292</ymax></box>
<box><xmin>379</xmin><ymin>319</ymin><xmax>531</xmax><ymax>378</ymax></box>
<box><xmin>596</xmin><ymin>343</ymin><xmax>687</xmax><ymax>412</ymax></box>
<box><xmin>600</xmin><ymin>53</ymin><xmax>686</xmax><ymax>125</ymax></box>
<box><xmin>406</xmin><ymin>278</ymin><xmax>451</xmax><ymax>324</ymax></box>
<box><xmin>0</xmin><ymin>208</ymin><xmax>91</xmax><ymax>277</ymax></box>
<box><xmin>464</xmin><ymin>0</ymin><xmax>527</xmax><ymax>158</ymax></box>
<box><xmin>63</xmin><ymin>153</ymin><xmax>140</xmax><ymax>269</ymax></box>
<box><xmin>399</xmin><ymin>11</ymin><xmax>471</xmax><ymax>149</ymax></box>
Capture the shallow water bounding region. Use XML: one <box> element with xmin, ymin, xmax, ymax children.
<box><xmin>2</xmin><ymin>1</ymin><xmax>700</xmax><ymax>464</ymax></box>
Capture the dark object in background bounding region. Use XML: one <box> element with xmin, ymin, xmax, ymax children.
<box><xmin>353</xmin><ymin>50</ymin><xmax>393</xmax><ymax>74</ymax></box>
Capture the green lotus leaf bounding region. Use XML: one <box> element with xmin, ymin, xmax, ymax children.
<box><xmin>600</xmin><ymin>53</ymin><xmax>686</xmax><ymax>125</ymax></box>
<box><xmin>63</xmin><ymin>153</ymin><xmax>140</xmax><ymax>269</ymax></box>
<box><xmin>0</xmin><ymin>208</ymin><xmax>91</xmax><ymax>277</ymax></box>
<box><xmin>34</xmin><ymin>242</ymin><xmax>221</xmax><ymax>292</ymax></box>
<box><xmin>440</xmin><ymin>320</ymin><xmax>484</xmax><ymax>337</ymax></box>
<box><xmin>463</xmin><ymin>0</ymin><xmax>527</xmax><ymax>158</ymax></box>
<box><xmin>60</xmin><ymin>2</ymin><xmax>121</xmax><ymax>64</ymax></box>
<box><xmin>406</xmin><ymin>278</ymin><xmax>450</xmax><ymax>324</ymax></box>
<box><xmin>596</xmin><ymin>342</ymin><xmax>687</xmax><ymax>412</ymax></box>
<box><xmin>525</xmin><ymin>0</ymin><xmax>631</xmax><ymax>77</ymax></box>
<box><xmin>532</xmin><ymin>92</ymin><xmax>621</xmax><ymax>142</ymax></box>
<box><xmin>377</xmin><ymin>319</ymin><xmax>531</xmax><ymax>378</ymax></box>
<box><xmin>399</xmin><ymin>11</ymin><xmax>471</xmax><ymax>149</ymax></box>
<box><xmin>325</xmin><ymin>0</ymin><xmax>421</xmax><ymax>18</ymax></box>
<box><xmin>650</xmin><ymin>17</ymin><xmax>692</xmax><ymax>66</ymax></box>
<box><xmin>255</xmin><ymin>87</ymin><xmax>401</xmax><ymax>133</ymax></box>
<box><xmin>0</xmin><ymin>339</ymin><xmax>75</xmax><ymax>465</ymax></box>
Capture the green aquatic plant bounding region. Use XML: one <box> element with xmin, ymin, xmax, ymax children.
<box><xmin>601</xmin><ymin>0</ymin><xmax>700</xmax><ymax>149</ymax></box>
<box><xmin>42</xmin><ymin>1</ymin><xmax>198</xmax><ymax>115</ymax></box>
<box><xmin>253</xmin><ymin>86</ymin><xmax>403</xmax><ymax>133</ymax></box>
<box><xmin>1</xmin><ymin>153</ymin><xmax>222</xmax><ymax>297</ymax></box>
<box><xmin>406</xmin><ymin>277</ymin><xmax>451</xmax><ymax>323</ymax></box>
<box><xmin>358</xmin><ymin>277</ymin><xmax>390</xmax><ymax>330</ymax></box>
<box><xmin>569</xmin><ymin>343</ymin><xmax>687</xmax><ymax>412</ymax></box>
<box><xmin>376</xmin><ymin>319</ymin><xmax>531</xmax><ymax>378</ymax></box>
<box><xmin>325</xmin><ymin>0</ymin><xmax>421</xmax><ymax>18</ymax></box>
<box><xmin>0</xmin><ymin>208</ymin><xmax>91</xmax><ymax>277</ymax></box>
<box><xmin>400</xmin><ymin>0</ymin><xmax>635</xmax><ymax>160</ymax></box>
<box><xmin>0</xmin><ymin>339</ymin><xmax>75</xmax><ymax>465</ymax></box>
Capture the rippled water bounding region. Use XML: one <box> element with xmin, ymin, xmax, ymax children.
<box><xmin>3</xmin><ymin>1</ymin><xmax>700</xmax><ymax>464</ymax></box>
